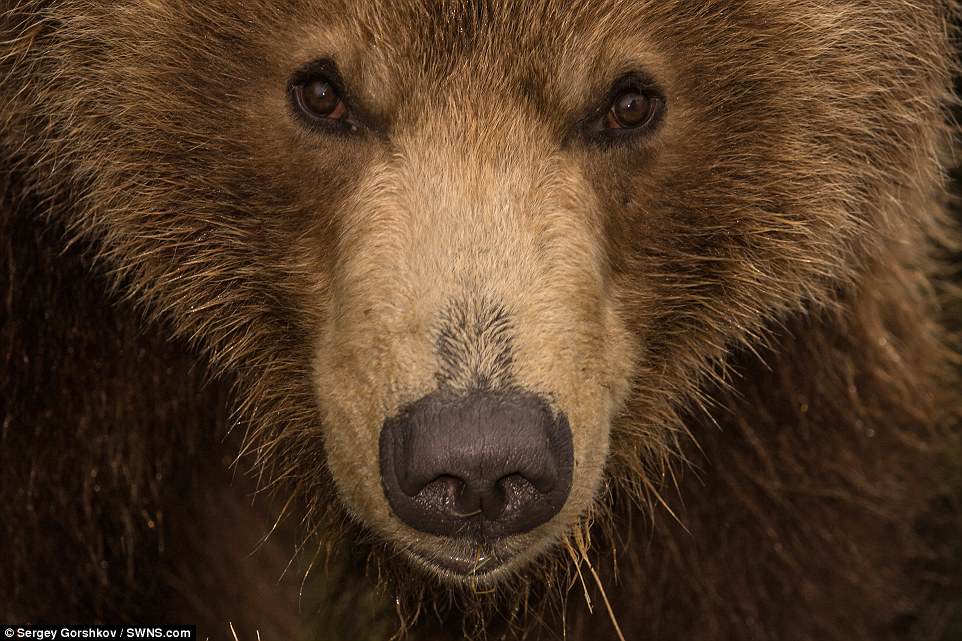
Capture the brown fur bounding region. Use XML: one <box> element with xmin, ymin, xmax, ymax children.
<box><xmin>2</xmin><ymin>1</ymin><xmax>961</xmax><ymax>639</ymax></box>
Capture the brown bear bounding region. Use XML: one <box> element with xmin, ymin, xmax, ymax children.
<box><xmin>2</xmin><ymin>1</ymin><xmax>961</xmax><ymax>640</ymax></box>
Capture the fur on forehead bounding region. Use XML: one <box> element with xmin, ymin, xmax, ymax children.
<box><xmin>282</xmin><ymin>1</ymin><xmax>671</xmax><ymax>126</ymax></box>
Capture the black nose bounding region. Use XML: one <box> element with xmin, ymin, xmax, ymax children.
<box><xmin>379</xmin><ymin>390</ymin><xmax>573</xmax><ymax>540</ymax></box>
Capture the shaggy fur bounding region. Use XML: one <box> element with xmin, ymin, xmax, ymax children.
<box><xmin>2</xmin><ymin>1</ymin><xmax>961</xmax><ymax>639</ymax></box>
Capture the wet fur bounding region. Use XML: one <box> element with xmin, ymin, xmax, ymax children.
<box><xmin>2</xmin><ymin>1</ymin><xmax>962</xmax><ymax>640</ymax></box>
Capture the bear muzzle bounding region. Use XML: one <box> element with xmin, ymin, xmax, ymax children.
<box><xmin>379</xmin><ymin>390</ymin><xmax>574</xmax><ymax>556</ymax></box>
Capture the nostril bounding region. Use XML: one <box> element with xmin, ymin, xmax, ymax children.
<box><xmin>509</xmin><ymin>465</ymin><xmax>556</xmax><ymax>495</ymax></box>
<box><xmin>412</xmin><ymin>474</ymin><xmax>462</xmax><ymax>505</ymax></box>
<box><xmin>498</xmin><ymin>474</ymin><xmax>541</xmax><ymax>513</ymax></box>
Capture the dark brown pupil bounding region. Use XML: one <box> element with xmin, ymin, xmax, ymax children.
<box><xmin>303</xmin><ymin>78</ymin><xmax>340</xmax><ymax>115</ymax></box>
<box><xmin>612</xmin><ymin>91</ymin><xmax>652</xmax><ymax>127</ymax></box>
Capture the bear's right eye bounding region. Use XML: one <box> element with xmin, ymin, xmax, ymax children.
<box><xmin>294</xmin><ymin>76</ymin><xmax>348</xmax><ymax>121</ymax></box>
<box><xmin>289</xmin><ymin>60</ymin><xmax>359</xmax><ymax>134</ymax></box>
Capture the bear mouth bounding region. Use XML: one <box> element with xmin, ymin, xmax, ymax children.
<box><xmin>406</xmin><ymin>544</ymin><xmax>511</xmax><ymax>579</ymax></box>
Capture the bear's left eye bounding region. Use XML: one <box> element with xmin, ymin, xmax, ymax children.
<box><xmin>606</xmin><ymin>90</ymin><xmax>659</xmax><ymax>130</ymax></box>
<box><xmin>581</xmin><ymin>74</ymin><xmax>666</xmax><ymax>143</ymax></box>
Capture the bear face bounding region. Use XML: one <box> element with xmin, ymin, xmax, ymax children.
<box><xmin>2</xmin><ymin>0</ymin><xmax>956</xmax><ymax>607</ymax></box>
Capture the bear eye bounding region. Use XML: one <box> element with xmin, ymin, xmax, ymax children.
<box><xmin>580</xmin><ymin>74</ymin><xmax>666</xmax><ymax>143</ymax></box>
<box><xmin>606</xmin><ymin>90</ymin><xmax>659</xmax><ymax>130</ymax></box>
<box><xmin>294</xmin><ymin>76</ymin><xmax>348</xmax><ymax>121</ymax></box>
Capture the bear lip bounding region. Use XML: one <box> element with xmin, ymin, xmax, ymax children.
<box><xmin>407</xmin><ymin>545</ymin><xmax>509</xmax><ymax>578</ymax></box>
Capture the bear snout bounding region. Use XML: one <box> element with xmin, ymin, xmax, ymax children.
<box><xmin>379</xmin><ymin>390</ymin><xmax>573</xmax><ymax>543</ymax></box>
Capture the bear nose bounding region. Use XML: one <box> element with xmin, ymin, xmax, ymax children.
<box><xmin>379</xmin><ymin>390</ymin><xmax>573</xmax><ymax>540</ymax></box>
